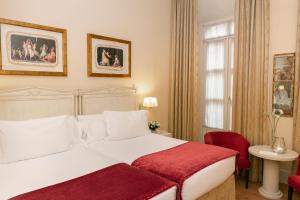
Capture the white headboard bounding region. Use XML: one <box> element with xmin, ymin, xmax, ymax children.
<box><xmin>0</xmin><ymin>87</ymin><xmax>77</xmax><ymax>120</ymax></box>
<box><xmin>78</xmin><ymin>86</ymin><xmax>137</xmax><ymax>115</ymax></box>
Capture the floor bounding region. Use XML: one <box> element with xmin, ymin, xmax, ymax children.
<box><xmin>236</xmin><ymin>178</ymin><xmax>300</xmax><ymax>200</ymax></box>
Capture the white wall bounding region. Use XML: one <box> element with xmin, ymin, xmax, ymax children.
<box><xmin>0</xmin><ymin>0</ymin><xmax>171</xmax><ymax>129</ymax></box>
<box><xmin>269</xmin><ymin>0</ymin><xmax>299</xmax><ymax>183</ymax></box>
<box><xmin>198</xmin><ymin>0</ymin><xmax>234</xmax><ymax>23</ymax></box>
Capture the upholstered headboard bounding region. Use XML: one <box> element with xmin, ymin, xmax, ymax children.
<box><xmin>78</xmin><ymin>86</ymin><xmax>137</xmax><ymax>115</ymax></box>
<box><xmin>0</xmin><ymin>86</ymin><xmax>137</xmax><ymax>120</ymax></box>
<box><xmin>0</xmin><ymin>87</ymin><xmax>77</xmax><ymax>120</ymax></box>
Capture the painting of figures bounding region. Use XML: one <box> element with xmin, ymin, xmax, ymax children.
<box><xmin>273</xmin><ymin>81</ymin><xmax>293</xmax><ymax>116</ymax></box>
<box><xmin>9</xmin><ymin>33</ymin><xmax>57</xmax><ymax>65</ymax></box>
<box><xmin>0</xmin><ymin>18</ymin><xmax>67</xmax><ymax>76</ymax></box>
<box><xmin>87</xmin><ymin>34</ymin><xmax>131</xmax><ymax>77</ymax></box>
<box><xmin>274</xmin><ymin>53</ymin><xmax>295</xmax><ymax>81</ymax></box>
<box><xmin>96</xmin><ymin>46</ymin><xmax>123</xmax><ymax>67</ymax></box>
<box><xmin>272</xmin><ymin>53</ymin><xmax>295</xmax><ymax>117</ymax></box>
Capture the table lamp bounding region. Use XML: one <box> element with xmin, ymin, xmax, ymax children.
<box><xmin>142</xmin><ymin>97</ymin><xmax>159</xmax><ymax>132</ymax></box>
<box><xmin>143</xmin><ymin>97</ymin><xmax>158</xmax><ymax>108</ymax></box>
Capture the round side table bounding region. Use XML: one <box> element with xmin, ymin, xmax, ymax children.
<box><xmin>249</xmin><ymin>145</ymin><xmax>298</xmax><ymax>199</ymax></box>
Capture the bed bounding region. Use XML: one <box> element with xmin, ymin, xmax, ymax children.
<box><xmin>0</xmin><ymin>143</ymin><xmax>177</xmax><ymax>200</ymax></box>
<box><xmin>78</xmin><ymin>87</ymin><xmax>237</xmax><ymax>200</ymax></box>
<box><xmin>0</xmin><ymin>87</ymin><xmax>177</xmax><ymax>200</ymax></box>
<box><xmin>0</xmin><ymin>144</ymin><xmax>115</xmax><ymax>199</ymax></box>
<box><xmin>87</xmin><ymin>134</ymin><xmax>236</xmax><ymax>200</ymax></box>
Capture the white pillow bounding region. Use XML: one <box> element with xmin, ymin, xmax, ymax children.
<box><xmin>65</xmin><ymin>116</ymin><xmax>81</xmax><ymax>144</ymax></box>
<box><xmin>104</xmin><ymin>110</ymin><xmax>150</xmax><ymax>140</ymax></box>
<box><xmin>77</xmin><ymin>114</ymin><xmax>107</xmax><ymax>143</ymax></box>
<box><xmin>0</xmin><ymin>115</ymin><xmax>72</xmax><ymax>163</ymax></box>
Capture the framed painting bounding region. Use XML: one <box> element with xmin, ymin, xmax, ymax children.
<box><xmin>0</xmin><ymin>18</ymin><xmax>67</xmax><ymax>76</ymax></box>
<box><xmin>87</xmin><ymin>34</ymin><xmax>131</xmax><ymax>77</ymax></box>
<box><xmin>273</xmin><ymin>53</ymin><xmax>295</xmax><ymax>81</ymax></box>
<box><xmin>272</xmin><ymin>53</ymin><xmax>295</xmax><ymax>117</ymax></box>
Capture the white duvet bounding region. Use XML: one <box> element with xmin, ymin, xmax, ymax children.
<box><xmin>87</xmin><ymin>134</ymin><xmax>236</xmax><ymax>200</ymax></box>
<box><xmin>0</xmin><ymin>144</ymin><xmax>176</xmax><ymax>200</ymax></box>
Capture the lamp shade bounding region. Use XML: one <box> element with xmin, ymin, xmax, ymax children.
<box><xmin>143</xmin><ymin>97</ymin><xmax>158</xmax><ymax>108</ymax></box>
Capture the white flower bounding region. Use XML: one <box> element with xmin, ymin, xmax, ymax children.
<box><xmin>149</xmin><ymin>121</ymin><xmax>160</xmax><ymax>130</ymax></box>
<box><xmin>265</xmin><ymin>110</ymin><xmax>282</xmax><ymax>141</ymax></box>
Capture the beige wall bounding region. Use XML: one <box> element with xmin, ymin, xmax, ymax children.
<box><xmin>0</xmin><ymin>0</ymin><xmax>171</xmax><ymax>129</ymax></box>
<box><xmin>269</xmin><ymin>0</ymin><xmax>299</xmax><ymax>183</ymax></box>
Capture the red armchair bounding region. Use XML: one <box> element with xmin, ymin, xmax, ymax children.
<box><xmin>288</xmin><ymin>155</ymin><xmax>300</xmax><ymax>200</ymax></box>
<box><xmin>204</xmin><ymin>131</ymin><xmax>251</xmax><ymax>189</ymax></box>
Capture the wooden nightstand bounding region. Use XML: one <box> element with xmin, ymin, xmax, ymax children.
<box><xmin>153</xmin><ymin>130</ymin><xmax>173</xmax><ymax>137</ymax></box>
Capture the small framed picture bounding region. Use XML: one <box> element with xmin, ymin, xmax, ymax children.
<box><xmin>87</xmin><ymin>34</ymin><xmax>131</xmax><ymax>77</ymax></box>
<box><xmin>0</xmin><ymin>18</ymin><xmax>67</xmax><ymax>76</ymax></box>
<box><xmin>272</xmin><ymin>53</ymin><xmax>295</xmax><ymax>117</ymax></box>
<box><xmin>273</xmin><ymin>81</ymin><xmax>294</xmax><ymax>116</ymax></box>
<box><xmin>273</xmin><ymin>53</ymin><xmax>295</xmax><ymax>81</ymax></box>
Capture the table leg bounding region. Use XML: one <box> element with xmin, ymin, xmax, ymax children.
<box><xmin>258</xmin><ymin>159</ymin><xmax>283</xmax><ymax>199</ymax></box>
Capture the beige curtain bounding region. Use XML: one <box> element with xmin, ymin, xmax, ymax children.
<box><xmin>232</xmin><ymin>0</ymin><xmax>270</xmax><ymax>182</ymax></box>
<box><xmin>168</xmin><ymin>0</ymin><xmax>200</xmax><ymax>141</ymax></box>
<box><xmin>293</xmin><ymin>1</ymin><xmax>300</xmax><ymax>154</ymax></box>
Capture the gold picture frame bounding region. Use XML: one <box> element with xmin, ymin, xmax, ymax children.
<box><xmin>272</xmin><ymin>53</ymin><xmax>295</xmax><ymax>117</ymax></box>
<box><xmin>87</xmin><ymin>34</ymin><xmax>131</xmax><ymax>77</ymax></box>
<box><xmin>0</xmin><ymin>18</ymin><xmax>67</xmax><ymax>76</ymax></box>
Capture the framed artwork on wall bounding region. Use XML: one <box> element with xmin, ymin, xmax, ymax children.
<box><xmin>87</xmin><ymin>34</ymin><xmax>131</xmax><ymax>77</ymax></box>
<box><xmin>0</xmin><ymin>18</ymin><xmax>67</xmax><ymax>76</ymax></box>
<box><xmin>272</xmin><ymin>53</ymin><xmax>295</xmax><ymax>117</ymax></box>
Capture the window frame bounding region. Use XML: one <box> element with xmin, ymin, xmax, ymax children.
<box><xmin>202</xmin><ymin>18</ymin><xmax>234</xmax><ymax>130</ymax></box>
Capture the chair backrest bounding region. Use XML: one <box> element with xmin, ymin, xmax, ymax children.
<box><xmin>204</xmin><ymin>131</ymin><xmax>250</xmax><ymax>159</ymax></box>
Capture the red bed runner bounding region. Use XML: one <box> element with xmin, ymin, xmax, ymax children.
<box><xmin>10</xmin><ymin>163</ymin><xmax>177</xmax><ymax>200</ymax></box>
<box><xmin>132</xmin><ymin>142</ymin><xmax>238</xmax><ymax>199</ymax></box>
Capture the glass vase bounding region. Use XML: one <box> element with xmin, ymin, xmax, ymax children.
<box><xmin>272</xmin><ymin>137</ymin><xmax>287</xmax><ymax>154</ymax></box>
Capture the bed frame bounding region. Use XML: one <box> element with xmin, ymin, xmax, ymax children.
<box><xmin>0</xmin><ymin>86</ymin><xmax>235</xmax><ymax>200</ymax></box>
<box><xmin>0</xmin><ymin>87</ymin><xmax>76</xmax><ymax>120</ymax></box>
<box><xmin>77</xmin><ymin>86</ymin><xmax>137</xmax><ymax>115</ymax></box>
<box><xmin>197</xmin><ymin>175</ymin><xmax>235</xmax><ymax>200</ymax></box>
<box><xmin>0</xmin><ymin>86</ymin><xmax>136</xmax><ymax>120</ymax></box>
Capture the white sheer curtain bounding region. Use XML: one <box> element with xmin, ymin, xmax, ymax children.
<box><xmin>203</xmin><ymin>20</ymin><xmax>234</xmax><ymax>130</ymax></box>
<box><xmin>205</xmin><ymin>41</ymin><xmax>225</xmax><ymax>129</ymax></box>
<box><xmin>205</xmin><ymin>21</ymin><xmax>234</xmax><ymax>39</ymax></box>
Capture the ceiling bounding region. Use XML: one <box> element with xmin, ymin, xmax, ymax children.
<box><xmin>198</xmin><ymin>0</ymin><xmax>235</xmax><ymax>23</ymax></box>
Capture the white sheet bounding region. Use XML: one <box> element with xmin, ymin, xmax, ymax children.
<box><xmin>87</xmin><ymin>134</ymin><xmax>236</xmax><ymax>200</ymax></box>
<box><xmin>0</xmin><ymin>144</ymin><xmax>176</xmax><ymax>200</ymax></box>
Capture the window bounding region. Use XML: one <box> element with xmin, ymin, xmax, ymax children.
<box><xmin>202</xmin><ymin>20</ymin><xmax>234</xmax><ymax>130</ymax></box>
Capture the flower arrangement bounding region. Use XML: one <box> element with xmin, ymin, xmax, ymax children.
<box><xmin>148</xmin><ymin>121</ymin><xmax>160</xmax><ymax>131</ymax></box>
<box><xmin>265</xmin><ymin>109</ymin><xmax>283</xmax><ymax>143</ymax></box>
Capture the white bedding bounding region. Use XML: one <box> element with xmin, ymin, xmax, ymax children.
<box><xmin>87</xmin><ymin>134</ymin><xmax>236</xmax><ymax>200</ymax></box>
<box><xmin>0</xmin><ymin>144</ymin><xmax>176</xmax><ymax>200</ymax></box>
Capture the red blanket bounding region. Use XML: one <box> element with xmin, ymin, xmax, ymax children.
<box><xmin>10</xmin><ymin>163</ymin><xmax>177</xmax><ymax>200</ymax></box>
<box><xmin>132</xmin><ymin>142</ymin><xmax>238</xmax><ymax>199</ymax></box>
